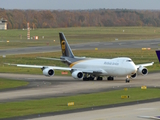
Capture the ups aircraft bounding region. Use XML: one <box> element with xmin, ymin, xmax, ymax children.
<box><xmin>6</xmin><ymin>33</ymin><xmax>154</xmax><ymax>82</ymax></box>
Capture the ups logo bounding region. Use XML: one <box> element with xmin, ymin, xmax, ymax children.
<box><xmin>61</xmin><ymin>40</ymin><xmax>65</xmax><ymax>53</ymax></box>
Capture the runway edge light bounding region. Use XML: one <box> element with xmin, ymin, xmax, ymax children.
<box><xmin>141</xmin><ymin>86</ymin><xmax>147</xmax><ymax>90</ymax></box>
<box><xmin>67</xmin><ymin>102</ymin><xmax>74</xmax><ymax>106</ymax></box>
<box><xmin>121</xmin><ymin>95</ymin><xmax>130</xmax><ymax>99</ymax></box>
<box><xmin>142</xmin><ymin>48</ymin><xmax>146</xmax><ymax>50</ymax></box>
<box><xmin>124</xmin><ymin>88</ymin><xmax>128</xmax><ymax>91</ymax></box>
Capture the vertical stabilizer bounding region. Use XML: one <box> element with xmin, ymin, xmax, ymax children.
<box><xmin>156</xmin><ymin>50</ymin><xmax>160</xmax><ymax>63</ymax></box>
<box><xmin>59</xmin><ymin>33</ymin><xmax>74</xmax><ymax>58</ymax></box>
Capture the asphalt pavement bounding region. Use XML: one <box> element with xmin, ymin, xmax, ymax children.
<box><xmin>0</xmin><ymin>39</ymin><xmax>160</xmax><ymax>55</ymax></box>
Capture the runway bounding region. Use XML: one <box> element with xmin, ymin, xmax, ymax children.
<box><xmin>0</xmin><ymin>39</ymin><xmax>160</xmax><ymax>55</ymax></box>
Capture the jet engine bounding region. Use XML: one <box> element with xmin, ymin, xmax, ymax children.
<box><xmin>43</xmin><ymin>68</ymin><xmax>54</xmax><ymax>77</ymax></box>
<box><xmin>138</xmin><ymin>66</ymin><xmax>148</xmax><ymax>75</ymax></box>
<box><xmin>72</xmin><ymin>71</ymin><xmax>83</xmax><ymax>79</ymax></box>
<box><xmin>131</xmin><ymin>73</ymin><xmax>137</xmax><ymax>79</ymax></box>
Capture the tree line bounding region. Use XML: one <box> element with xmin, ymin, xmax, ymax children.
<box><xmin>0</xmin><ymin>8</ymin><xmax>160</xmax><ymax>29</ymax></box>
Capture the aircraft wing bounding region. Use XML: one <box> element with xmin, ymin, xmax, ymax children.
<box><xmin>5</xmin><ymin>63</ymin><xmax>71</xmax><ymax>71</ymax></box>
<box><xmin>136</xmin><ymin>62</ymin><xmax>154</xmax><ymax>68</ymax></box>
<box><xmin>37</xmin><ymin>57</ymin><xmax>72</xmax><ymax>63</ymax></box>
<box><xmin>5</xmin><ymin>63</ymin><xmax>105</xmax><ymax>74</ymax></box>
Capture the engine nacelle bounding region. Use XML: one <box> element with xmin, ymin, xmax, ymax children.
<box><xmin>138</xmin><ymin>66</ymin><xmax>148</xmax><ymax>75</ymax></box>
<box><xmin>43</xmin><ymin>68</ymin><xmax>54</xmax><ymax>77</ymax></box>
<box><xmin>72</xmin><ymin>71</ymin><xmax>83</xmax><ymax>79</ymax></box>
<box><xmin>131</xmin><ymin>73</ymin><xmax>137</xmax><ymax>79</ymax></box>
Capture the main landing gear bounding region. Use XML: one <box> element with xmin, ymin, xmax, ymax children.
<box><xmin>83</xmin><ymin>74</ymin><xmax>103</xmax><ymax>81</ymax></box>
<box><xmin>83</xmin><ymin>75</ymin><xmax>115</xmax><ymax>81</ymax></box>
<box><xmin>97</xmin><ymin>76</ymin><xmax>103</xmax><ymax>81</ymax></box>
<box><xmin>107</xmin><ymin>76</ymin><xmax>114</xmax><ymax>81</ymax></box>
<box><xmin>83</xmin><ymin>76</ymin><xmax>95</xmax><ymax>81</ymax></box>
<box><xmin>83</xmin><ymin>74</ymin><xmax>95</xmax><ymax>81</ymax></box>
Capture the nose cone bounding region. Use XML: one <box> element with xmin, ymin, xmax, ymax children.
<box><xmin>132</xmin><ymin>64</ymin><xmax>137</xmax><ymax>73</ymax></box>
<box><xmin>130</xmin><ymin>64</ymin><xmax>137</xmax><ymax>74</ymax></box>
<box><xmin>126</xmin><ymin>63</ymin><xmax>137</xmax><ymax>74</ymax></box>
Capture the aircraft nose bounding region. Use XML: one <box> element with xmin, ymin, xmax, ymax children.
<box><xmin>126</xmin><ymin>63</ymin><xmax>137</xmax><ymax>74</ymax></box>
<box><xmin>131</xmin><ymin>64</ymin><xmax>137</xmax><ymax>73</ymax></box>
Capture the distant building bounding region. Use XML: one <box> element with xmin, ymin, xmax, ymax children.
<box><xmin>0</xmin><ymin>18</ymin><xmax>7</xmax><ymax>30</ymax></box>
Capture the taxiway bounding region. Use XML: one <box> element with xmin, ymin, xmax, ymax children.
<box><xmin>0</xmin><ymin>39</ymin><xmax>160</xmax><ymax>55</ymax></box>
<box><xmin>0</xmin><ymin>72</ymin><xmax>160</xmax><ymax>103</ymax></box>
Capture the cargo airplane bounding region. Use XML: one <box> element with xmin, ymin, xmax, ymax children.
<box><xmin>6</xmin><ymin>33</ymin><xmax>154</xmax><ymax>83</ymax></box>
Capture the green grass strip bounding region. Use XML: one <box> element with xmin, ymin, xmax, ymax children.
<box><xmin>0</xmin><ymin>88</ymin><xmax>160</xmax><ymax>118</ymax></box>
<box><xmin>1</xmin><ymin>27</ymin><xmax>160</xmax><ymax>49</ymax></box>
<box><xmin>0</xmin><ymin>78</ymin><xmax>28</xmax><ymax>90</ymax></box>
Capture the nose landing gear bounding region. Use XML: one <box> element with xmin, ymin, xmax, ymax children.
<box><xmin>126</xmin><ymin>75</ymin><xmax>130</xmax><ymax>83</ymax></box>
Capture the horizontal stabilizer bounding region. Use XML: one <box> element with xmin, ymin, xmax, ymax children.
<box><xmin>37</xmin><ymin>57</ymin><xmax>71</xmax><ymax>63</ymax></box>
<box><xmin>37</xmin><ymin>57</ymin><xmax>63</xmax><ymax>61</ymax></box>
<box><xmin>4</xmin><ymin>63</ymin><xmax>71</xmax><ymax>71</ymax></box>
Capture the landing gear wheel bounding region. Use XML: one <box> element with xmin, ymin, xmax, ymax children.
<box><xmin>83</xmin><ymin>76</ymin><xmax>95</xmax><ymax>81</ymax></box>
<box><xmin>125</xmin><ymin>75</ymin><xmax>131</xmax><ymax>83</ymax></box>
<box><xmin>97</xmin><ymin>76</ymin><xmax>103</xmax><ymax>81</ymax></box>
<box><xmin>107</xmin><ymin>76</ymin><xmax>114</xmax><ymax>81</ymax></box>
<box><xmin>83</xmin><ymin>74</ymin><xmax>89</xmax><ymax>81</ymax></box>
<box><xmin>90</xmin><ymin>77</ymin><xmax>95</xmax><ymax>81</ymax></box>
<box><xmin>83</xmin><ymin>77</ymin><xmax>89</xmax><ymax>81</ymax></box>
<box><xmin>125</xmin><ymin>79</ymin><xmax>130</xmax><ymax>83</ymax></box>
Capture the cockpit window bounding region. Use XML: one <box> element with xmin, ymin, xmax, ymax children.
<box><xmin>126</xmin><ymin>60</ymin><xmax>132</xmax><ymax>62</ymax></box>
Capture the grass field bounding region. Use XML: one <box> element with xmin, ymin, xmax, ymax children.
<box><xmin>1</xmin><ymin>48</ymin><xmax>159</xmax><ymax>75</ymax></box>
<box><xmin>0</xmin><ymin>87</ymin><xmax>159</xmax><ymax>119</ymax></box>
<box><xmin>0</xmin><ymin>78</ymin><xmax>28</xmax><ymax>90</ymax></box>
<box><xmin>0</xmin><ymin>27</ymin><xmax>160</xmax><ymax>49</ymax></box>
